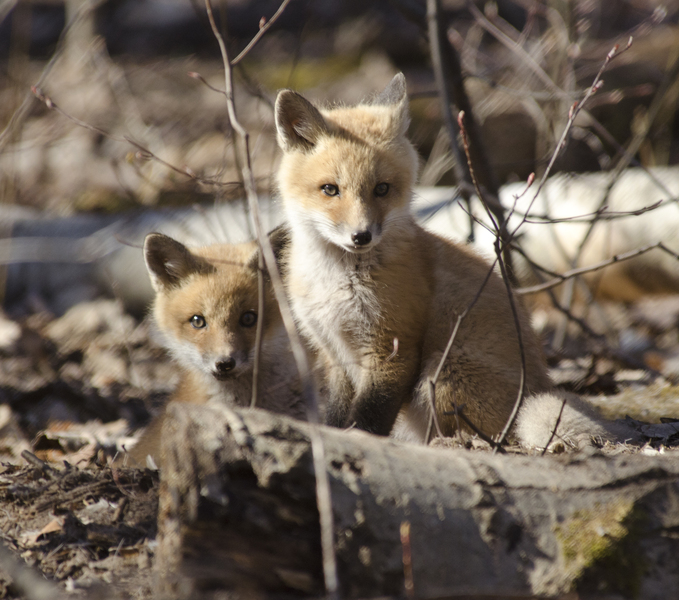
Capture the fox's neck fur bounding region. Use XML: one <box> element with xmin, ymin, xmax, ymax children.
<box><xmin>284</xmin><ymin>203</ymin><xmax>420</xmax><ymax>358</ymax></box>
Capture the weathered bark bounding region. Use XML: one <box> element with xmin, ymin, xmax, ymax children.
<box><xmin>154</xmin><ymin>402</ymin><xmax>679</xmax><ymax>600</ymax></box>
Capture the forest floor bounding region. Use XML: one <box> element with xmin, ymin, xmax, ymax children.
<box><xmin>0</xmin><ymin>295</ymin><xmax>679</xmax><ymax>598</ymax></box>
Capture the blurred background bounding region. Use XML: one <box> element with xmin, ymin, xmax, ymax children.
<box><xmin>1</xmin><ymin>0</ymin><xmax>677</xmax><ymax>214</ymax></box>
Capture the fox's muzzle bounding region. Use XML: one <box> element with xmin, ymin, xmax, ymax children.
<box><xmin>351</xmin><ymin>230</ymin><xmax>372</xmax><ymax>247</ymax></box>
<box><xmin>213</xmin><ymin>357</ymin><xmax>237</xmax><ymax>380</ymax></box>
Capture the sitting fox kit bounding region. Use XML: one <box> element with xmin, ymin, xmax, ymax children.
<box><xmin>127</xmin><ymin>233</ymin><xmax>303</xmax><ymax>465</ymax></box>
<box><xmin>274</xmin><ymin>74</ymin><xmax>640</xmax><ymax>446</ymax></box>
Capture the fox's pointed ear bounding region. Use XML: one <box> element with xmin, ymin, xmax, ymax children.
<box><xmin>245</xmin><ymin>225</ymin><xmax>290</xmax><ymax>277</ymax></box>
<box><xmin>373</xmin><ymin>73</ymin><xmax>407</xmax><ymax>106</ymax></box>
<box><xmin>373</xmin><ymin>73</ymin><xmax>410</xmax><ymax>138</ymax></box>
<box><xmin>267</xmin><ymin>224</ymin><xmax>290</xmax><ymax>266</ymax></box>
<box><xmin>143</xmin><ymin>233</ymin><xmax>213</xmax><ymax>291</ymax></box>
<box><xmin>275</xmin><ymin>90</ymin><xmax>328</xmax><ymax>152</ymax></box>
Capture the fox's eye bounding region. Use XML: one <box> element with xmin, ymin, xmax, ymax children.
<box><xmin>190</xmin><ymin>315</ymin><xmax>206</xmax><ymax>329</ymax></box>
<box><xmin>321</xmin><ymin>184</ymin><xmax>339</xmax><ymax>197</ymax></box>
<box><xmin>239</xmin><ymin>311</ymin><xmax>257</xmax><ymax>328</ymax></box>
<box><xmin>374</xmin><ymin>182</ymin><xmax>389</xmax><ymax>197</ymax></box>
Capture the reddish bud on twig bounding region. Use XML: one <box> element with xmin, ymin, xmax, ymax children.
<box><xmin>526</xmin><ymin>172</ymin><xmax>535</xmax><ymax>187</ymax></box>
<box><xmin>626</xmin><ymin>35</ymin><xmax>633</xmax><ymax>49</ymax></box>
<box><xmin>31</xmin><ymin>86</ymin><xmax>54</xmax><ymax>109</ymax></box>
<box><xmin>607</xmin><ymin>44</ymin><xmax>619</xmax><ymax>60</ymax></box>
<box><xmin>187</xmin><ymin>72</ymin><xmax>200</xmax><ymax>79</ymax></box>
<box><xmin>184</xmin><ymin>166</ymin><xmax>196</xmax><ymax>178</ymax></box>
<box><xmin>593</xmin><ymin>80</ymin><xmax>604</xmax><ymax>92</ymax></box>
<box><xmin>259</xmin><ymin>16</ymin><xmax>266</xmax><ymax>29</ymax></box>
<box><xmin>568</xmin><ymin>102</ymin><xmax>577</xmax><ymax>119</ymax></box>
<box><xmin>135</xmin><ymin>151</ymin><xmax>153</xmax><ymax>162</ymax></box>
<box><xmin>457</xmin><ymin>110</ymin><xmax>465</xmax><ymax>129</ymax></box>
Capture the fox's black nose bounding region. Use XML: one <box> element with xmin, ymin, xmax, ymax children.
<box><xmin>352</xmin><ymin>230</ymin><xmax>372</xmax><ymax>246</ymax></box>
<box><xmin>215</xmin><ymin>357</ymin><xmax>236</xmax><ymax>375</ymax></box>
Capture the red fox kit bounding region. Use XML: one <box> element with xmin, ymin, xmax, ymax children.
<box><xmin>274</xmin><ymin>74</ymin><xmax>642</xmax><ymax>446</ymax></box>
<box><xmin>125</xmin><ymin>233</ymin><xmax>303</xmax><ymax>466</ymax></box>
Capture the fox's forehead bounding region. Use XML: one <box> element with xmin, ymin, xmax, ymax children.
<box><xmin>321</xmin><ymin>105</ymin><xmax>399</xmax><ymax>143</ymax></box>
<box><xmin>168</xmin><ymin>269</ymin><xmax>259</xmax><ymax>317</ymax></box>
<box><xmin>292</xmin><ymin>135</ymin><xmax>415</xmax><ymax>186</ymax></box>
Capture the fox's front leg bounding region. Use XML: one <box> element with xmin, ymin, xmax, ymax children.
<box><xmin>318</xmin><ymin>351</ymin><xmax>355</xmax><ymax>428</ymax></box>
<box><xmin>343</xmin><ymin>351</ymin><xmax>419</xmax><ymax>436</ymax></box>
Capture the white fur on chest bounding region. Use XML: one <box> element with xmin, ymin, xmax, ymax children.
<box><xmin>288</xmin><ymin>232</ymin><xmax>382</xmax><ymax>370</ymax></box>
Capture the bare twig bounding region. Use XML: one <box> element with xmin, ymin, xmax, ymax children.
<box><xmin>203</xmin><ymin>2</ymin><xmax>338</xmax><ymax>597</ymax></box>
<box><xmin>521</xmin><ymin>40</ymin><xmax>633</xmax><ymax>215</ymax></box>
<box><xmin>512</xmin><ymin>199</ymin><xmax>667</xmax><ymax>224</ymax></box>
<box><xmin>613</xmin><ymin>42</ymin><xmax>679</xmax><ymax>173</ymax></box>
<box><xmin>30</xmin><ymin>87</ymin><xmax>240</xmax><ymax>190</ymax></box>
<box><xmin>231</xmin><ymin>0</ymin><xmax>293</xmax><ymax>65</ymax></box>
<box><xmin>425</xmin><ymin>263</ymin><xmax>497</xmax><ymax>442</ymax></box>
<box><xmin>540</xmin><ymin>397</ymin><xmax>568</xmax><ymax>456</ymax></box>
<box><xmin>501</xmin><ymin>40</ymin><xmax>632</xmax><ymax>350</ymax></box>
<box><xmin>543</xmin><ymin>286</ymin><xmax>671</xmax><ymax>380</ymax></box>
<box><xmin>188</xmin><ymin>70</ymin><xmax>227</xmax><ymax>96</ymax></box>
<box><xmin>516</xmin><ymin>242</ymin><xmax>679</xmax><ymax>295</ymax></box>
<box><xmin>426</xmin><ymin>0</ymin><xmax>506</xmax><ymax>251</ymax></box>
<box><xmin>442</xmin><ymin>405</ymin><xmax>506</xmax><ymax>453</ymax></box>
<box><xmin>457</xmin><ymin>110</ymin><xmax>528</xmax><ymax>450</ymax></box>
<box><xmin>467</xmin><ymin>1</ymin><xmax>570</xmax><ymax>101</ymax></box>
<box><xmin>0</xmin><ymin>0</ymin><xmax>107</xmax><ymax>153</ymax></box>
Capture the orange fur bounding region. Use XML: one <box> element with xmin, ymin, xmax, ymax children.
<box><xmin>123</xmin><ymin>234</ymin><xmax>303</xmax><ymax>467</ymax></box>
<box><xmin>275</xmin><ymin>75</ymin><xmax>552</xmax><ymax>440</ymax></box>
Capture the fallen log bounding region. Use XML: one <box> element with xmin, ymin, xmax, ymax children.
<box><xmin>154</xmin><ymin>402</ymin><xmax>679</xmax><ymax>599</ymax></box>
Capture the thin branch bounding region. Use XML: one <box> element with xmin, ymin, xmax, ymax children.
<box><xmin>613</xmin><ymin>40</ymin><xmax>679</xmax><ymax>172</ymax></box>
<box><xmin>512</xmin><ymin>199</ymin><xmax>667</xmax><ymax>225</ymax></box>
<box><xmin>400</xmin><ymin>521</ymin><xmax>415</xmax><ymax>599</ymax></box>
<box><xmin>516</xmin><ymin>242</ymin><xmax>679</xmax><ymax>295</ymax></box>
<box><xmin>230</xmin><ymin>0</ymin><xmax>293</xmax><ymax>65</ymax></box>
<box><xmin>427</xmin><ymin>0</ymin><xmax>476</xmax><ymax>239</ymax></box>
<box><xmin>427</xmin><ymin>0</ymin><xmax>505</xmax><ymax>249</ymax></box>
<box><xmin>543</xmin><ymin>286</ymin><xmax>673</xmax><ymax>381</ymax></box>
<box><xmin>30</xmin><ymin>87</ymin><xmax>241</xmax><ymax>189</ymax></box>
<box><xmin>467</xmin><ymin>1</ymin><xmax>570</xmax><ymax>100</ymax></box>
<box><xmin>498</xmin><ymin>40</ymin><xmax>632</xmax><ymax>351</ymax></box>
<box><xmin>426</xmin><ymin>261</ymin><xmax>498</xmax><ymax>442</ymax></box>
<box><xmin>0</xmin><ymin>0</ymin><xmax>107</xmax><ymax>153</ymax></box>
<box><xmin>442</xmin><ymin>405</ymin><xmax>506</xmax><ymax>453</ymax></box>
<box><xmin>540</xmin><ymin>397</ymin><xmax>567</xmax><ymax>456</ymax></box>
<box><xmin>203</xmin><ymin>2</ymin><xmax>338</xmax><ymax>598</ymax></box>
<box><xmin>188</xmin><ymin>70</ymin><xmax>227</xmax><ymax>96</ymax></box>
<box><xmin>457</xmin><ymin>110</ymin><xmax>528</xmax><ymax>450</ymax></box>
<box><xmin>520</xmin><ymin>39</ymin><xmax>632</xmax><ymax>218</ymax></box>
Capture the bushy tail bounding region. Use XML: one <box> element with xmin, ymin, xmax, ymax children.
<box><xmin>515</xmin><ymin>392</ymin><xmax>643</xmax><ymax>450</ymax></box>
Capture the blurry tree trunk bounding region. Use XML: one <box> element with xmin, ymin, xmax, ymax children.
<box><xmin>154</xmin><ymin>402</ymin><xmax>679</xmax><ymax>600</ymax></box>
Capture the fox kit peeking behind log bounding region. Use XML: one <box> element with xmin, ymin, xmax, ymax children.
<box><xmin>274</xmin><ymin>74</ymin><xmax>643</xmax><ymax>448</ymax></box>
<box><xmin>124</xmin><ymin>233</ymin><xmax>304</xmax><ymax>466</ymax></box>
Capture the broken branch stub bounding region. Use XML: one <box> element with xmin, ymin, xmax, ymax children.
<box><xmin>155</xmin><ymin>402</ymin><xmax>679</xmax><ymax>599</ymax></box>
